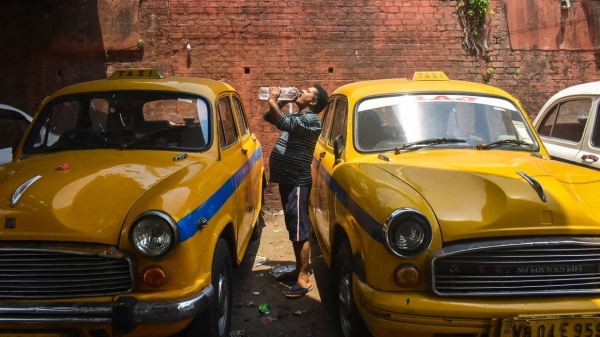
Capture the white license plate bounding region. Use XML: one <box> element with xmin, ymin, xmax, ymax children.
<box><xmin>499</xmin><ymin>317</ymin><xmax>600</xmax><ymax>337</ymax></box>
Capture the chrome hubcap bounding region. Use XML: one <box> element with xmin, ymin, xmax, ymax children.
<box><xmin>216</xmin><ymin>271</ymin><xmax>229</xmax><ymax>335</ymax></box>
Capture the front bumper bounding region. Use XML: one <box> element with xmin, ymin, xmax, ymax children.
<box><xmin>353</xmin><ymin>275</ymin><xmax>600</xmax><ymax>337</ymax></box>
<box><xmin>0</xmin><ymin>285</ymin><xmax>213</xmax><ymax>335</ymax></box>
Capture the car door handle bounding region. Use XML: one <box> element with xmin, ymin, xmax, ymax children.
<box><xmin>319</xmin><ymin>151</ymin><xmax>326</xmax><ymax>159</ymax></box>
<box><xmin>582</xmin><ymin>154</ymin><xmax>599</xmax><ymax>162</ymax></box>
<box><xmin>241</xmin><ymin>148</ymin><xmax>248</xmax><ymax>155</ymax></box>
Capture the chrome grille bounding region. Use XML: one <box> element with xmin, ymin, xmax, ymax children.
<box><xmin>0</xmin><ymin>246</ymin><xmax>134</xmax><ymax>299</ymax></box>
<box><xmin>431</xmin><ymin>237</ymin><xmax>600</xmax><ymax>296</ymax></box>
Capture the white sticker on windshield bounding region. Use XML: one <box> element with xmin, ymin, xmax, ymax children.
<box><xmin>358</xmin><ymin>95</ymin><xmax>518</xmax><ymax>112</ymax></box>
<box><xmin>512</xmin><ymin>121</ymin><xmax>533</xmax><ymax>142</ymax></box>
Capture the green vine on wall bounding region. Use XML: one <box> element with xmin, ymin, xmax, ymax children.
<box><xmin>457</xmin><ymin>0</ymin><xmax>490</xmax><ymax>59</ymax></box>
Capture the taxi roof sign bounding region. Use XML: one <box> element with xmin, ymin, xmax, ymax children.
<box><xmin>109</xmin><ymin>69</ymin><xmax>164</xmax><ymax>80</ymax></box>
<box><xmin>409</xmin><ymin>71</ymin><xmax>449</xmax><ymax>81</ymax></box>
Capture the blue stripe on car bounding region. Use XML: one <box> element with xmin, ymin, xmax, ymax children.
<box><xmin>312</xmin><ymin>158</ymin><xmax>383</xmax><ymax>243</ymax></box>
<box><xmin>178</xmin><ymin>147</ymin><xmax>262</xmax><ymax>242</ymax></box>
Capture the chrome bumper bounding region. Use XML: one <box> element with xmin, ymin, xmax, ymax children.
<box><xmin>0</xmin><ymin>285</ymin><xmax>214</xmax><ymax>333</ymax></box>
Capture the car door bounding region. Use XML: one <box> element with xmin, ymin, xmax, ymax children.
<box><xmin>312</xmin><ymin>99</ymin><xmax>335</xmax><ymax>246</ymax></box>
<box><xmin>231</xmin><ymin>94</ymin><xmax>261</xmax><ymax>222</ymax></box>
<box><xmin>536</xmin><ymin>98</ymin><xmax>593</xmax><ymax>163</ymax></box>
<box><xmin>575</xmin><ymin>97</ymin><xmax>600</xmax><ymax>169</ymax></box>
<box><xmin>0</xmin><ymin>108</ymin><xmax>31</xmax><ymax>165</ymax></box>
<box><xmin>317</xmin><ymin>98</ymin><xmax>348</xmax><ymax>253</ymax></box>
<box><xmin>216</xmin><ymin>95</ymin><xmax>253</xmax><ymax>252</ymax></box>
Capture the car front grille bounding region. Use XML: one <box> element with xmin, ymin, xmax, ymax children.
<box><xmin>431</xmin><ymin>237</ymin><xmax>600</xmax><ymax>296</ymax></box>
<box><xmin>0</xmin><ymin>244</ymin><xmax>134</xmax><ymax>299</ymax></box>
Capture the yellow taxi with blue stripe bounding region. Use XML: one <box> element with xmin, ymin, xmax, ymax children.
<box><xmin>0</xmin><ymin>69</ymin><xmax>264</xmax><ymax>337</ymax></box>
<box><xmin>311</xmin><ymin>71</ymin><xmax>600</xmax><ymax>337</ymax></box>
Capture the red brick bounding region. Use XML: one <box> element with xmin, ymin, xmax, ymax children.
<box><xmin>0</xmin><ymin>0</ymin><xmax>599</xmax><ymax>208</ymax></box>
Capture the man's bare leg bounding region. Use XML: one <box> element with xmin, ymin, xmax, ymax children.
<box><xmin>292</xmin><ymin>239</ymin><xmax>312</xmax><ymax>289</ymax></box>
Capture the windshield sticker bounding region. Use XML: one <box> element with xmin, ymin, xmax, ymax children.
<box><xmin>512</xmin><ymin>121</ymin><xmax>533</xmax><ymax>142</ymax></box>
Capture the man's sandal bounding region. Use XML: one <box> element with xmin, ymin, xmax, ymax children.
<box><xmin>285</xmin><ymin>285</ymin><xmax>313</xmax><ymax>299</ymax></box>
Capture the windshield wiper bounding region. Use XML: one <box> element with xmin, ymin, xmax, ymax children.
<box><xmin>47</xmin><ymin>138</ymin><xmax>122</xmax><ymax>152</ymax></box>
<box><xmin>394</xmin><ymin>138</ymin><xmax>466</xmax><ymax>154</ymax></box>
<box><xmin>122</xmin><ymin>125</ymin><xmax>185</xmax><ymax>149</ymax></box>
<box><xmin>476</xmin><ymin>139</ymin><xmax>532</xmax><ymax>150</ymax></box>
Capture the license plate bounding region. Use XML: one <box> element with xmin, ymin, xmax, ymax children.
<box><xmin>499</xmin><ymin>317</ymin><xmax>600</xmax><ymax>337</ymax></box>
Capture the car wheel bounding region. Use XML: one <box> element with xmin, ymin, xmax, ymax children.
<box><xmin>334</xmin><ymin>239</ymin><xmax>369</xmax><ymax>337</ymax></box>
<box><xmin>251</xmin><ymin>211</ymin><xmax>264</xmax><ymax>241</ymax></box>
<box><xmin>182</xmin><ymin>238</ymin><xmax>233</xmax><ymax>337</ymax></box>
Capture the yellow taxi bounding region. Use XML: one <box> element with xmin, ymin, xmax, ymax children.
<box><xmin>310</xmin><ymin>71</ymin><xmax>600</xmax><ymax>337</ymax></box>
<box><xmin>0</xmin><ymin>69</ymin><xmax>265</xmax><ymax>337</ymax></box>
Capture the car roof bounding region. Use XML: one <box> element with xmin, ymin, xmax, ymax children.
<box><xmin>332</xmin><ymin>77</ymin><xmax>518</xmax><ymax>102</ymax></box>
<box><xmin>533</xmin><ymin>81</ymin><xmax>600</xmax><ymax>124</ymax></box>
<box><xmin>547</xmin><ymin>81</ymin><xmax>600</xmax><ymax>99</ymax></box>
<box><xmin>46</xmin><ymin>73</ymin><xmax>238</xmax><ymax>103</ymax></box>
<box><xmin>0</xmin><ymin>103</ymin><xmax>32</xmax><ymax>121</ymax></box>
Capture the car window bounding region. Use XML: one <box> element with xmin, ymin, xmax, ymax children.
<box><xmin>217</xmin><ymin>96</ymin><xmax>239</xmax><ymax>148</ymax></box>
<box><xmin>39</xmin><ymin>101</ymin><xmax>80</xmax><ymax>147</ymax></box>
<box><xmin>355</xmin><ymin>94</ymin><xmax>537</xmax><ymax>152</ymax></box>
<box><xmin>232</xmin><ymin>96</ymin><xmax>249</xmax><ymax>137</ymax></box>
<box><xmin>320</xmin><ymin>100</ymin><xmax>335</xmax><ymax>141</ymax></box>
<box><xmin>0</xmin><ymin>109</ymin><xmax>30</xmax><ymax>149</ymax></box>
<box><xmin>89</xmin><ymin>99</ymin><xmax>109</xmax><ymax>133</ymax></box>
<box><xmin>25</xmin><ymin>92</ymin><xmax>211</xmax><ymax>153</ymax></box>
<box><xmin>592</xmin><ymin>104</ymin><xmax>600</xmax><ymax>148</ymax></box>
<box><xmin>328</xmin><ymin>99</ymin><xmax>347</xmax><ymax>146</ymax></box>
<box><xmin>538</xmin><ymin>105</ymin><xmax>558</xmax><ymax>137</ymax></box>
<box><xmin>538</xmin><ymin>99</ymin><xmax>591</xmax><ymax>143</ymax></box>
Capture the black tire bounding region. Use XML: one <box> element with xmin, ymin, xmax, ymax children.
<box><xmin>251</xmin><ymin>211</ymin><xmax>264</xmax><ymax>241</ymax></box>
<box><xmin>334</xmin><ymin>239</ymin><xmax>370</xmax><ymax>337</ymax></box>
<box><xmin>182</xmin><ymin>239</ymin><xmax>233</xmax><ymax>337</ymax></box>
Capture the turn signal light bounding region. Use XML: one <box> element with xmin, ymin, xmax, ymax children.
<box><xmin>394</xmin><ymin>264</ymin><xmax>420</xmax><ymax>287</ymax></box>
<box><xmin>142</xmin><ymin>266</ymin><xmax>168</xmax><ymax>288</ymax></box>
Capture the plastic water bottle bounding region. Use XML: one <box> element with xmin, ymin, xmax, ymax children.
<box><xmin>258</xmin><ymin>87</ymin><xmax>300</xmax><ymax>101</ymax></box>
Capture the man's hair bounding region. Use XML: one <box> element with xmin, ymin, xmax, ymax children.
<box><xmin>312</xmin><ymin>83</ymin><xmax>329</xmax><ymax>114</ymax></box>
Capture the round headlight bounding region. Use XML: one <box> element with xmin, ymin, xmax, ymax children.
<box><xmin>129</xmin><ymin>211</ymin><xmax>178</xmax><ymax>259</ymax></box>
<box><xmin>383</xmin><ymin>208</ymin><xmax>432</xmax><ymax>258</ymax></box>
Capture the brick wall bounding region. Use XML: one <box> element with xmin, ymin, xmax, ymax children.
<box><xmin>1</xmin><ymin>0</ymin><xmax>599</xmax><ymax>208</ymax></box>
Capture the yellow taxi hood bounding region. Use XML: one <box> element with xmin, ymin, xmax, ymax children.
<box><xmin>374</xmin><ymin>149</ymin><xmax>600</xmax><ymax>242</ymax></box>
<box><xmin>0</xmin><ymin>150</ymin><xmax>202</xmax><ymax>245</ymax></box>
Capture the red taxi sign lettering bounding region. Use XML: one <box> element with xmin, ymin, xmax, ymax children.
<box><xmin>410</xmin><ymin>71</ymin><xmax>449</xmax><ymax>81</ymax></box>
<box><xmin>109</xmin><ymin>69</ymin><xmax>164</xmax><ymax>80</ymax></box>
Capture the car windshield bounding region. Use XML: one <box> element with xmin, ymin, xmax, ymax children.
<box><xmin>354</xmin><ymin>94</ymin><xmax>539</xmax><ymax>152</ymax></box>
<box><xmin>23</xmin><ymin>91</ymin><xmax>211</xmax><ymax>154</ymax></box>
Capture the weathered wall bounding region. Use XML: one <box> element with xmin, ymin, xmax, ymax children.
<box><xmin>0</xmin><ymin>0</ymin><xmax>598</xmax><ymax>208</ymax></box>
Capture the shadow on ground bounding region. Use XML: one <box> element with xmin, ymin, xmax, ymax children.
<box><xmin>231</xmin><ymin>212</ymin><xmax>337</xmax><ymax>337</ymax></box>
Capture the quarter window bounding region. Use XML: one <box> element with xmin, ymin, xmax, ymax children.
<box><xmin>217</xmin><ymin>96</ymin><xmax>239</xmax><ymax>147</ymax></box>
<box><xmin>328</xmin><ymin>99</ymin><xmax>347</xmax><ymax>145</ymax></box>
<box><xmin>538</xmin><ymin>99</ymin><xmax>592</xmax><ymax>143</ymax></box>
<box><xmin>232</xmin><ymin>96</ymin><xmax>249</xmax><ymax>137</ymax></box>
<box><xmin>329</xmin><ymin>99</ymin><xmax>348</xmax><ymax>145</ymax></box>
<box><xmin>320</xmin><ymin>100</ymin><xmax>335</xmax><ymax>140</ymax></box>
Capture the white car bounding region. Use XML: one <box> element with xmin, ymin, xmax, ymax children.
<box><xmin>532</xmin><ymin>81</ymin><xmax>600</xmax><ymax>170</ymax></box>
<box><xmin>0</xmin><ymin>103</ymin><xmax>31</xmax><ymax>165</ymax></box>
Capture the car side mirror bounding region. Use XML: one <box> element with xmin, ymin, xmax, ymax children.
<box><xmin>333</xmin><ymin>135</ymin><xmax>345</xmax><ymax>167</ymax></box>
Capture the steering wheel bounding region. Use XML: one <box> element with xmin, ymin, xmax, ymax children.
<box><xmin>58</xmin><ymin>128</ymin><xmax>105</xmax><ymax>143</ymax></box>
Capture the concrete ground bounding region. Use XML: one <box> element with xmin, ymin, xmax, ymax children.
<box><xmin>231</xmin><ymin>212</ymin><xmax>338</xmax><ymax>337</ymax></box>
